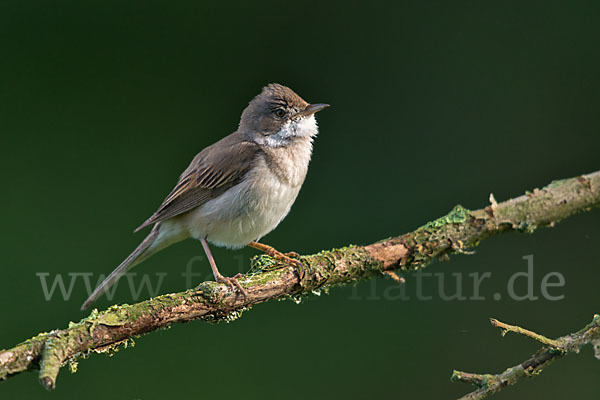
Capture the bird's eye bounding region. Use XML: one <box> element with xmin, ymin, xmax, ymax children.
<box><xmin>274</xmin><ymin>108</ymin><xmax>285</xmax><ymax>118</ymax></box>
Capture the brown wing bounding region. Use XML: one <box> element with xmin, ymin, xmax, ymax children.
<box><xmin>134</xmin><ymin>134</ymin><xmax>260</xmax><ymax>232</ymax></box>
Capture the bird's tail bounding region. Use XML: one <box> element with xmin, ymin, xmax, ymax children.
<box><xmin>81</xmin><ymin>225</ymin><xmax>160</xmax><ymax>310</ymax></box>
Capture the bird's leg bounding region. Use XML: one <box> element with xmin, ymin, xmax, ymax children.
<box><xmin>200</xmin><ymin>238</ymin><xmax>247</xmax><ymax>296</ymax></box>
<box><xmin>248</xmin><ymin>241</ymin><xmax>304</xmax><ymax>278</ymax></box>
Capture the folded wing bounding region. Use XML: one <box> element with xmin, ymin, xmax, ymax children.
<box><xmin>135</xmin><ymin>135</ymin><xmax>260</xmax><ymax>232</ymax></box>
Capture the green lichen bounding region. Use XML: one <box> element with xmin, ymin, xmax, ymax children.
<box><xmin>516</xmin><ymin>221</ymin><xmax>537</xmax><ymax>234</ymax></box>
<box><xmin>220</xmin><ymin>307</ymin><xmax>249</xmax><ymax>323</ymax></box>
<box><xmin>203</xmin><ymin>306</ymin><xmax>251</xmax><ymax>324</ymax></box>
<box><xmin>546</xmin><ymin>178</ymin><xmax>568</xmax><ymax>189</ymax></box>
<box><xmin>244</xmin><ymin>268</ymin><xmax>287</xmax><ymax>287</ymax></box>
<box><xmin>68</xmin><ymin>360</ymin><xmax>78</xmax><ymax>374</ymax></box>
<box><xmin>396</xmin><ymin>205</ymin><xmax>476</xmax><ymax>271</ymax></box>
<box><xmin>249</xmin><ymin>254</ymin><xmax>280</xmax><ymax>272</ymax></box>
<box><xmin>96</xmin><ymin>306</ymin><xmax>130</xmax><ymax>327</ymax></box>
<box><xmin>277</xmin><ymin>294</ymin><xmax>304</xmax><ymax>304</ymax></box>
<box><xmin>420</xmin><ymin>205</ymin><xmax>471</xmax><ymax>231</ymax></box>
<box><xmin>299</xmin><ymin>246</ymin><xmax>380</xmax><ymax>293</ymax></box>
<box><xmin>193</xmin><ymin>281</ymin><xmax>225</xmax><ymax>303</ymax></box>
<box><xmin>90</xmin><ymin>337</ymin><xmax>136</xmax><ymax>358</ymax></box>
<box><xmin>81</xmin><ymin>305</ymin><xmax>135</xmax><ymax>336</ymax></box>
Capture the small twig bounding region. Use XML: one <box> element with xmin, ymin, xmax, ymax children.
<box><xmin>490</xmin><ymin>318</ymin><xmax>563</xmax><ymax>348</ymax></box>
<box><xmin>453</xmin><ymin>315</ymin><xmax>600</xmax><ymax>399</ymax></box>
<box><xmin>451</xmin><ymin>370</ymin><xmax>491</xmax><ymax>387</ymax></box>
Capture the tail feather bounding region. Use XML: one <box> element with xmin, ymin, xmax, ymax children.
<box><xmin>81</xmin><ymin>225</ymin><xmax>160</xmax><ymax>310</ymax></box>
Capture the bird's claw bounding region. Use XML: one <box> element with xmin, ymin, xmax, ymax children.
<box><xmin>275</xmin><ymin>254</ymin><xmax>305</xmax><ymax>280</ymax></box>
<box><xmin>216</xmin><ymin>274</ymin><xmax>248</xmax><ymax>297</ymax></box>
<box><xmin>248</xmin><ymin>242</ymin><xmax>305</xmax><ymax>280</ymax></box>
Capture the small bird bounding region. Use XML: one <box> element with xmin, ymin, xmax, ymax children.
<box><xmin>81</xmin><ymin>84</ymin><xmax>328</xmax><ymax>310</ymax></box>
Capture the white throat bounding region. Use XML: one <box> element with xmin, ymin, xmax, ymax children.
<box><xmin>261</xmin><ymin>115</ymin><xmax>318</xmax><ymax>148</ymax></box>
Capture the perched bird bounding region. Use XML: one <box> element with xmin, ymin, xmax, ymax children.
<box><xmin>81</xmin><ymin>84</ymin><xmax>328</xmax><ymax>310</ymax></box>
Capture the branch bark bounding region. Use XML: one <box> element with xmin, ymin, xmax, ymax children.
<box><xmin>1</xmin><ymin>170</ymin><xmax>599</xmax><ymax>391</ymax></box>
<box><xmin>452</xmin><ymin>315</ymin><xmax>600</xmax><ymax>399</ymax></box>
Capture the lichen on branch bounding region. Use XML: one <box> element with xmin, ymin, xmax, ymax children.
<box><xmin>1</xmin><ymin>170</ymin><xmax>599</xmax><ymax>391</ymax></box>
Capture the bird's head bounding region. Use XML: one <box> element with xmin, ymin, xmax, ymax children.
<box><xmin>240</xmin><ymin>83</ymin><xmax>329</xmax><ymax>147</ymax></box>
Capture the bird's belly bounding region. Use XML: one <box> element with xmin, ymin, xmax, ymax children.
<box><xmin>184</xmin><ymin>171</ymin><xmax>301</xmax><ymax>248</ymax></box>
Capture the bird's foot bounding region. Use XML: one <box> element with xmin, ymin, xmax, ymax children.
<box><xmin>264</xmin><ymin>255</ymin><xmax>305</xmax><ymax>280</ymax></box>
<box><xmin>215</xmin><ymin>273</ymin><xmax>248</xmax><ymax>297</ymax></box>
<box><xmin>266</xmin><ymin>251</ymin><xmax>303</xmax><ymax>269</ymax></box>
<box><xmin>248</xmin><ymin>241</ymin><xmax>305</xmax><ymax>279</ymax></box>
<box><xmin>277</xmin><ymin>254</ymin><xmax>304</xmax><ymax>271</ymax></box>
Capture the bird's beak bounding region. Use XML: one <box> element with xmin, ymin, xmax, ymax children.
<box><xmin>293</xmin><ymin>103</ymin><xmax>330</xmax><ymax>119</ymax></box>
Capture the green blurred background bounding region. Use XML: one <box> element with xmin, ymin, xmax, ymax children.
<box><xmin>1</xmin><ymin>1</ymin><xmax>599</xmax><ymax>399</ymax></box>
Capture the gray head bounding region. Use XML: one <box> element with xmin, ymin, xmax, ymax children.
<box><xmin>239</xmin><ymin>83</ymin><xmax>329</xmax><ymax>147</ymax></box>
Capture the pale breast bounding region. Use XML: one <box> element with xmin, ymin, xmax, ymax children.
<box><xmin>184</xmin><ymin>141</ymin><xmax>312</xmax><ymax>248</ymax></box>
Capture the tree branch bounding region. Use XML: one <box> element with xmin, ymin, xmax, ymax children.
<box><xmin>452</xmin><ymin>315</ymin><xmax>600</xmax><ymax>399</ymax></box>
<box><xmin>1</xmin><ymin>170</ymin><xmax>599</xmax><ymax>390</ymax></box>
